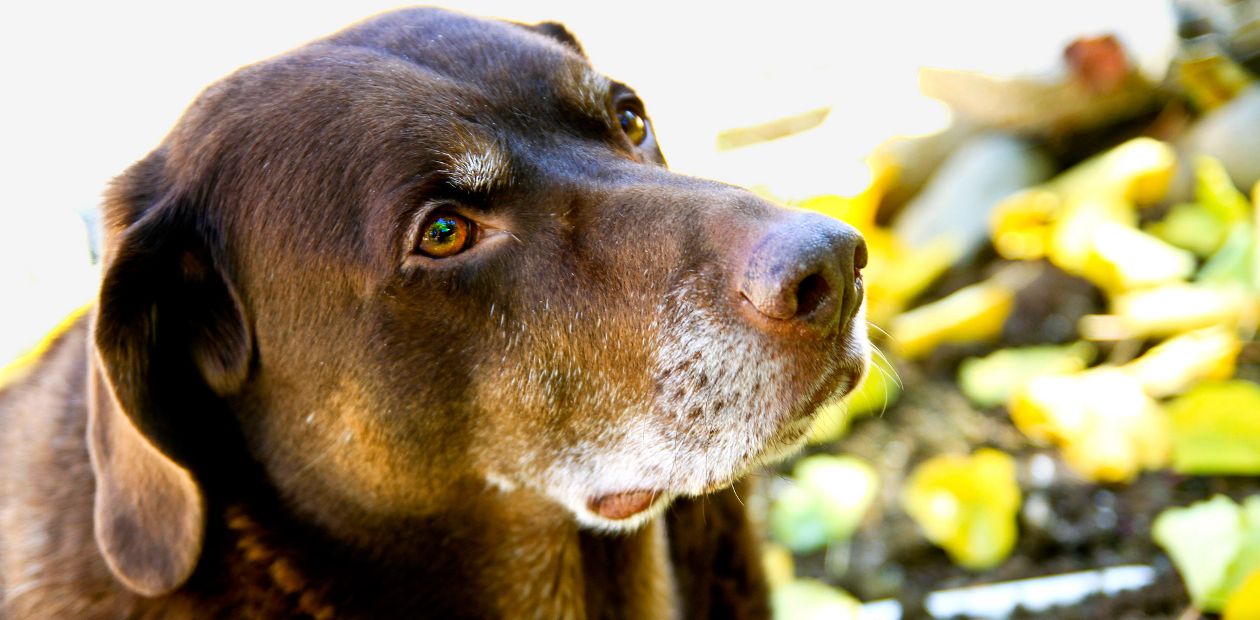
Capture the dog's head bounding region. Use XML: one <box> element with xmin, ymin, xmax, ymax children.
<box><xmin>86</xmin><ymin>8</ymin><xmax>868</xmax><ymax>595</ymax></box>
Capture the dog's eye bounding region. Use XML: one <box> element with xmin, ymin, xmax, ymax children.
<box><xmin>416</xmin><ymin>213</ymin><xmax>473</xmax><ymax>258</ymax></box>
<box><xmin>616</xmin><ymin>105</ymin><xmax>648</xmax><ymax>146</ymax></box>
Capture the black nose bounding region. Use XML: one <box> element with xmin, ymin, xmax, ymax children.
<box><xmin>737</xmin><ymin>212</ymin><xmax>866</xmax><ymax>334</ymax></box>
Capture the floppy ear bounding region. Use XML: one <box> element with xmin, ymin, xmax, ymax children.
<box><xmin>88</xmin><ymin>156</ymin><xmax>252</xmax><ymax>596</ymax></box>
<box><xmin>526</xmin><ymin>21</ymin><xmax>586</xmax><ymax>56</ymax></box>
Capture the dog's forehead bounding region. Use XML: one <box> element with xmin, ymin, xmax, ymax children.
<box><xmin>325</xmin><ymin>8</ymin><xmax>609</xmax><ymax>117</ymax></box>
<box><xmin>162</xmin><ymin>8</ymin><xmax>627</xmax><ymax>270</ymax></box>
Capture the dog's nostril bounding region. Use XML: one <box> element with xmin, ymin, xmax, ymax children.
<box><xmin>854</xmin><ymin>238</ymin><xmax>868</xmax><ymax>273</ymax></box>
<box><xmin>794</xmin><ymin>273</ymin><xmax>831</xmax><ymax>319</ymax></box>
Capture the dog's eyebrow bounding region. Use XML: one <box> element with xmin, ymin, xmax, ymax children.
<box><xmin>561</xmin><ymin>65</ymin><xmax>611</xmax><ymax>120</ymax></box>
<box><xmin>439</xmin><ymin>131</ymin><xmax>512</xmax><ymax>194</ymax></box>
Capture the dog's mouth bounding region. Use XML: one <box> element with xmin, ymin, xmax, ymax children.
<box><xmin>580</xmin><ymin>359</ymin><xmax>864</xmax><ymax>521</ymax></box>
<box><xmin>586</xmin><ymin>489</ymin><xmax>663</xmax><ymax>520</ymax></box>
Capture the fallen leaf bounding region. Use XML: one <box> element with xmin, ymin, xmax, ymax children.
<box><xmin>1225</xmin><ymin>569</ymin><xmax>1260</xmax><ymax>620</ymax></box>
<box><xmin>1078</xmin><ymin>220</ymin><xmax>1197</xmax><ymax>294</ymax></box>
<box><xmin>1080</xmin><ymin>283</ymin><xmax>1254</xmax><ymax>340</ymax></box>
<box><xmin>1009</xmin><ymin>367</ymin><xmax>1169</xmax><ymax>482</ymax></box>
<box><xmin>769</xmin><ymin>456</ymin><xmax>879</xmax><ymax>553</ymax></box>
<box><xmin>1178</xmin><ymin>51</ymin><xmax>1254</xmax><ymax>112</ymax></box>
<box><xmin>1167</xmin><ymin>380</ymin><xmax>1260</xmax><ymax>475</ymax></box>
<box><xmin>901</xmin><ymin>449</ymin><xmax>1021</xmax><ymax>570</ymax></box>
<box><xmin>991</xmin><ymin>138</ymin><xmax>1176</xmax><ymax>261</ymax></box>
<box><xmin>864</xmin><ymin>232</ymin><xmax>960</xmax><ymax>325</ymax></box>
<box><xmin>958</xmin><ymin>342</ymin><xmax>1096</xmax><ymax>409</ymax></box>
<box><xmin>1196</xmin><ymin>155</ymin><xmax>1254</xmax><ymax>226</ymax></box>
<box><xmin>1050</xmin><ymin>137</ymin><xmax>1176</xmax><ymax>205</ymax></box>
<box><xmin>1122</xmin><ymin>326</ymin><xmax>1240</xmax><ymax>398</ymax></box>
<box><xmin>762</xmin><ymin>543</ymin><xmax>795</xmax><ymax>590</ymax></box>
<box><xmin>1198</xmin><ymin>222</ymin><xmax>1256</xmax><ymax>291</ymax></box>
<box><xmin>1149</xmin><ymin>201</ymin><xmax>1233</xmax><ymax>257</ymax></box>
<box><xmin>890</xmin><ymin>276</ymin><xmax>1017</xmax><ymax>360</ymax></box>
<box><xmin>771</xmin><ymin>579</ymin><xmax>861</xmax><ymax>620</ymax></box>
<box><xmin>1154</xmin><ymin>495</ymin><xmax>1260</xmax><ymax>612</ymax></box>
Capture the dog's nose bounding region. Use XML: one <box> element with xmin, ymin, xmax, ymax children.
<box><xmin>737</xmin><ymin>212</ymin><xmax>866</xmax><ymax>334</ymax></box>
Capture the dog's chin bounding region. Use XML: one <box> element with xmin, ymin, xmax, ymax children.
<box><xmin>553</xmin><ymin>403</ymin><xmax>837</xmax><ymax>533</ymax></box>
<box><xmin>536</xmin><ymin>335</ymin><xmax>870</xmax><ymax>534</ymax></box>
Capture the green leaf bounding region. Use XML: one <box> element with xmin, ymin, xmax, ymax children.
<box><xmin>1155</xmin><ymin>495</ymin><xmax>1260</xmax><ymax>612</ymax></box>
<box><xmin>1150</xmin><ymin>202</ymin><xmax>1232</xmax><ymax>256</ymax></box>
<box><xmin>769</xmin><ymin>456</ymin><xmax>879</xmax><ymax>553</ymax></box>
<box><xmin>771</xmin><ymin>579</ymin><xmax>860</xmax><ymax>620</ymax></box>
<box><xmin>1195</xmin><ymin>156</ymin><xmax>1252</xmax><ymax>225</ymax></box>
<box><xmin>1198</xmin><ymin>222</ymin><xmax>1256</xmax><ymax>291</ymax></box>
<box><xmin>1168</xmin><ymin>381</ymin><xmax>1260</xmax><ymax>475</ymax></box>
<box><xmin>958</xmin><ymin>342</ymin><xmax>1095</xmax><ymax>408</ymax></box>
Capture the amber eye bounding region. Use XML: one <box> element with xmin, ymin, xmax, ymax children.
<box><xmin>416</xmin><ymin>213</ymin><xmax>473</xmax><ymax>258</ymax></box>
<box><xmin>617</xmin><ymin>106</ymin><xmax>648</xmax><ymax>146</ymax></box>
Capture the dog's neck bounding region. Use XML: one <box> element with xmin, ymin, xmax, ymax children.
<box><xmin>206</xmin><ymin>490</ymin><xmax>680</xmax><ymax>619</ymax></box>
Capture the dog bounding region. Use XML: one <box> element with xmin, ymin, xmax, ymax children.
<box><xmin>0</xmin><ymin>8</ymin><xmax>868</xmax><ymax>619</ymax></box>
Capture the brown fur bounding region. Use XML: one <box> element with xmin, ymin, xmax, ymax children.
<box><xmin>0</xmin><ymin>8</ymin><xmax>867</xmax><ymax>618</ymax></box>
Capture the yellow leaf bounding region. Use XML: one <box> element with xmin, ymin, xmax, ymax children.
<box><xmin>1225</xmin><ymin>570</ymin><xmax>1260</xmax><ymax>620</ymax></box>
<box><xmin>1009</xmin><ymin>367</ymin><xmax>1169</xmax><ymax>482</ymax></box>
<box><xmin>1048</xmin><ymin>198</ymin><xmax>1138</xmax><ymax>276</ymax></box>
<box><xmin>901</xmin><ymin>449</ymin><xmax>1021</xmax><ymax>570</ymax></box>
<box><xmin>1078</xmin><ymin>221</ymin><xmax>1197</xmax><ymax>294</ymax></box>
<box><xmin>797</xmin><ymin>195</ymin><xmax>875</xmax><ymax>232</ymax></box>
<box><xmin>762</xmin><ymin>543</ymin><xmax>795</xmax><ymax>590</ymax></box>
<box><xmin>958</xmin><ymin>342</ymin><xmax>1096</xmax><ymax>409</ymax></box>
<box><xmin>1080</xmin><ymin>284</ymin><xmax>1254</xmax><ymax>340</ymax></box>
<box><xmin>890</xmin><ymin>277</ymin><xmax>1015</xmax><ymax>359</ymax></box>
<box><xmin>1047</xmin><ymin>137</ymin><xmax>1177</xmax><ymax>205</ymax></box>
<box><xmin>1123</xmin><ymin>326</ymin><xmax>1241</xmax><ymax>398</ymax></box>
<box><xmin>861</xmin><ymin>230</ymin><xmax>960</xmax><ymax>326</ymax></box>
<box><xmin>991</xmin><ymin>188</ymin><xmax>1059</xmax><ymax>260</ymax></box>
<box><xmin>991</xmin><ymin>138</ymin><xmax>1176</xmax><ymax>260</ymax></box>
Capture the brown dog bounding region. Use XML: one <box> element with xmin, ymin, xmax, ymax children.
<box><xmin>0</xmin><ymin>8</ymin><xmax>867</xmax><ymax>619</ymax></box>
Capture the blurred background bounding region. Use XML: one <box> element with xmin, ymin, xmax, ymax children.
<box><xmin>3</xmin><ymin>1</ymin><xmax>1260</xmax><ymax>618</ymax></box>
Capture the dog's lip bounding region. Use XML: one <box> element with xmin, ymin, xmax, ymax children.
<box><xmin>587</xmin><ymin>489</ymin><xmax>662</xmax><ymax>520</ymax></box>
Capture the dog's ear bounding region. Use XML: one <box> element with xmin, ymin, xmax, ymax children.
<box><xmin>526</xmin><ymin>21</ymin><xmax>586</xmax><ymax>57</ymax></box>
<box><xmin>88</xmin><ymin>153</ymin><xmax>252</xmax><ymax>596</ymax></box>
